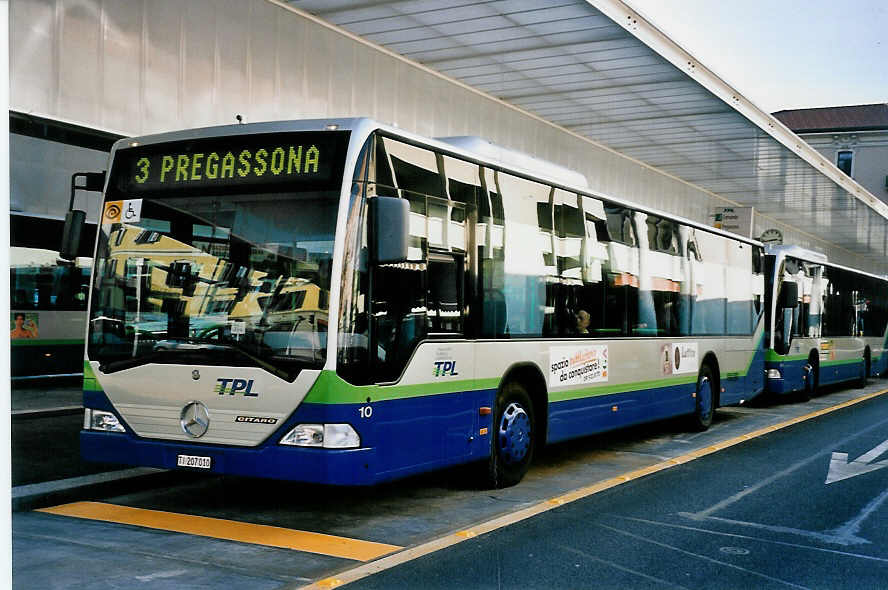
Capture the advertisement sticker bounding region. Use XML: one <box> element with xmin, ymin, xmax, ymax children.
<box><xmin>549</xmin><ymin>345</ymin><xmax>608</xmax><ymax>387</ymax></box>
<box><xmin>10</xmin><ymin>312</ymin><xmax>39</xmax><ymax>339</ymax></box>
<box><xmin>670</xmin><ymin>342</ymin><xmax>699</xmax><ymax>375</ymax></box>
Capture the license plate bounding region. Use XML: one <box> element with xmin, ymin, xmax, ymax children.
<box><xmin>177</xmin><ymin>454</ymin><xmax>211</xmax><ymax>469</ymax></box>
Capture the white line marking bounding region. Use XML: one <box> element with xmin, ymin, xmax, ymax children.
<box><xmin>687</xmin><ymin>415</ymin><xmax>888</xmax><ymax>519</ymax></box>
<box><xmin>559</xmin><ymin>544</ymin><xmax>692</xmax><ymax>589</ymax></box>
<box><xmin>828</xmin><ymin>486</ymin><xmax>888</xmax><ymax>545</ymax></box>
<box><xmin>597</xmin><ymin>523</ymin><xmax>812</xmax><ymax>589</ymax></box>
<box><xmin>614</xmin><ymin>516</ymin><xmax>888</xmax><ymax>563</ymax></box>
<box><xmin>678</xmin><ymin>514</ymin><xmax>840</xmax><ymax>545</ymax></box>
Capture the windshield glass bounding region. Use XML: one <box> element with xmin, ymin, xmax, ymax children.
<box><xmin>88</xmin><ymin>132</ymin><xmax>348</xmax><ymax>379</ymax></box>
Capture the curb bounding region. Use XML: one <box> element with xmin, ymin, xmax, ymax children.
<box><xmin>12</xmin><ymin>406</ymin><xmax>83</xmax><ymax>420</ymax></box>
<box><xmin>12</xmin><ymin>468</ymin><xmax>170</xmax><ymax>512</ymax></box>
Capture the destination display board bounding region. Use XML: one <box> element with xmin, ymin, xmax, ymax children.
<box><xmin>113</xmin><ymin>131</ymin><xmax>349</xmax><ymax>194</ymax></box>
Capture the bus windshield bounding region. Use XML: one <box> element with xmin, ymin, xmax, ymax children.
<box><xmin>88</xmin><ymin>190</ymin><xmax>338</xmax><ymax>380</ymax></box>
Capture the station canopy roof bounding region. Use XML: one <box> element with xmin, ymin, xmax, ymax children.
<box><xmin>291</xmin><ymin>0</ymin><xmax>888</xmax><ymax>272</ymax></box>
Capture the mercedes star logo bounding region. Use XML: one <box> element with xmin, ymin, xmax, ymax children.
<box><xmin>180</xmin><ymin>401</ymin><xmax>210</xmax><ymax>438</ymax></box>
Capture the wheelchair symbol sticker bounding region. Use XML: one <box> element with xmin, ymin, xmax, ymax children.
<box><xmin>122</xmin><ymin>199</ymin><xmax>143</xmax><ymax>223</ymax></box>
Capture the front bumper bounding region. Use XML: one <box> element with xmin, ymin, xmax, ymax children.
<box><xmin>81</xmin><ymin>430</ymin><xmax>377</xmax><ymax>485</ymax></box>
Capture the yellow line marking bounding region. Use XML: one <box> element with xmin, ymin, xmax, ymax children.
<box><xmin>36</xmin><ymin>501</ymin><xmax>401</xmax><ymax>562</ymax></box>
<box><xmin>303</xmin><ymin>387</ymin><xmax>888</xmax><ymax>588</ymax></box>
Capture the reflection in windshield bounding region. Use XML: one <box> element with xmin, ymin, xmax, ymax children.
<box><xmin>88</xmin><ymin>194</ymin><xmax>336</xmax><ymax>379</ymax></box>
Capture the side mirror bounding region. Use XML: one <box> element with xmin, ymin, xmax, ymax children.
<box><xmin>59</xmin><ymin>209</ymin><xmax>86</xmax><ymax>261</ymax></box>
<box><xmin>60</xmin><ymin>171</ymin><xmax>106</xmax><ymax>260</ymax></box>
<box><xmin>79</xmin><ymin>172</ymin><xmax>107</xmax><ymax>192</ymax></box>
<box><xmin>780</xmin><ymin>281</ymin><xmax>799</xmax><ymax>309</ymax></box>
<box><xmin>368</xmin><ymin>196</ymin><xmax>409</xmax><ymax>265</ymax></box>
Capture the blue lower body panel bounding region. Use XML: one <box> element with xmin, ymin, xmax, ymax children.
<box><xmin>81</xmin><ymin>430</ymin><xmax>378</xmax><ymax>485</ymax></box>
<box><xmin>547</xmin><ymin>382</ymin><xmax>694</xmax><ymax>444</ymax></box>
<box><xmin>82</xmin><ymin>372</ymin><xmax>739</xmax><ymax>484</ymax></box>
<box><xmin>767</xmin><ymin>358</ymin><xmax>864</xmax><ymax>395</ymax></box>
<box><xmin>82</xmin><ymin>388</ymin><xmax>495</xmax><ymax>486</ymax></box>
<box><xmin>766</xmin><ymin>358</ymin><xmax>809</xmax><ymax>395</ymax></box>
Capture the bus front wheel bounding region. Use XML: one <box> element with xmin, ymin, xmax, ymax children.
<box><xmin>486</xmin><ymin>381</ymin><xmax>535</xmax><ymax>489</ymax></box>
<box><xmin>689</xmin><ymin>364</ymin><xmax>715</xmax><ymax>431</ymax></box>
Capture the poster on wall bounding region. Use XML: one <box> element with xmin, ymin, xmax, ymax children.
<box><xmin>549</xmin><ymin>345</ymin><xmax>608</xmax><ymax>387</ymax></box>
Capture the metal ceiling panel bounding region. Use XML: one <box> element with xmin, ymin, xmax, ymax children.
<box><xmin>291</xmin><ymin>0</ymin><xmax>887</xmax><ymax>272</ymax></box>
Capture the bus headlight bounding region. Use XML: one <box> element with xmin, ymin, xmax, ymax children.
<box><xmin>84</xmin><ymin>409</ymin><xmax>126</xmax><ymax>432</ymax></box>
<box><xmin>767</xmin><ymin>369</ymin><xmax>782</xmax><ymax>380</ymax></box>
<box><xmin>280</xmin><ymin>424</ymin><xmax>360</xmax><ymax>449</ymax></box>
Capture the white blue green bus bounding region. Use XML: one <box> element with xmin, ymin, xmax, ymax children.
<box><xmin>10</xmin><ymin>214</ymin><xmax>95</xmax><ymax>379</ymax></box>
<box><xmin>75</xmin><ymin>118</ymin><xmax>770</xmax><ymax>487</ymax></box>
<box><xmin>764</xmin><ymin>245</ymin><xmax>888</xmax><ymax>400</ymax></box>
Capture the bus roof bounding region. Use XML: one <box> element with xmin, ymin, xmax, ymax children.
<box><xmin>112</xmin><ymin>117</ymin><xmax>764</xmax><ymax>248</ymax></box>
<box><xmin>767</xmin><ymin>244</ymin><xmax>888</xmax><ymax>282</ymax></box>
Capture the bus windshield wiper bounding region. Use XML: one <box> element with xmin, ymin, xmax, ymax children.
<box><xmin>99</xmin><ymin>348</ymin><xmax>220</xmax><ymax>374</ymax></box>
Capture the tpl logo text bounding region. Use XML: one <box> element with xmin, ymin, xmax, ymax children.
<box><xmin>433</xmin><ymin>361</ymin><xmax>459</xmax><ymax>377</ymax></box>
<box><xmin>215</xmin><ymin>378</ymin><xmax>260</xmax><ymax>397</ymax></box>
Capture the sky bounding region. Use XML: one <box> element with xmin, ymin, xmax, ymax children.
<box><xmin>625</xmin><ymin>0</ymin><xmax>888</xmax><ymax>113</ymax></box>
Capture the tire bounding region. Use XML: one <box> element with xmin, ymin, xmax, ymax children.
<box><xmin>486</xmin><ymin>381</ymin><xmax>535</xmax><ymax>489</ymax></box>
<box><xmin>856</xmin><ymin>354</ymin><xmax>869</xmax><ymax>389</ymax></box>
<box><xmin>798</xmin><ymin>360</ymin><xmax>815</xmax><ymax>402</ymax></box>
<box><xmin>689</xmin><ymin>364</ymin><xmax>715</xmax><ymax>431</ymax></box>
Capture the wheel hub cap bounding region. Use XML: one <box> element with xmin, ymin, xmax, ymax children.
<box><xmin>498</xmin><ymin>402</ymin><xmax>531</xmax><ymax>465</ymax></box>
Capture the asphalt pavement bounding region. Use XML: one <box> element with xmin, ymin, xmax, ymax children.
<box><xmin>342</xmin><ymin>392</ymin><xmax>888</xmax><ymax>590</ymax></box>
<box><xmin>10</xmin><ymin>377</ymin><xmax>888</xmax><ymax>589</ymax></box>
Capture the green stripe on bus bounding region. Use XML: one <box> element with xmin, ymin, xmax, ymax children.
<box><xmin>83</xmin><ymin>361</ymin><xmax>103</xmax><ymax>392</ymax></box>
<box><xmin>10</xmin><ymin>338</ymin><xmax>83</xmax><ymax>347</ymax></box>
<box><xmin>549</xmin><ymin>375</ymin><xmax>697</xmax><ymax>403</ymax></box>
<box><xmin>821</xmin><ymin>358</ymin><xmax>863</xmax><ymax>367</ymax></box>
<box><xmin>302</xmin><ymin>371</ymin><xmax>501</xmax><ymax>404</ymax></box>
<box><xmin>765</xmin><ymin>350</ymin><xmax>808</xmax><ymax>362</ymax></box>
<box><xmin>304</xmin><ymin>371</ymin><xmax>698</xmax><ymax>405</ymax></box>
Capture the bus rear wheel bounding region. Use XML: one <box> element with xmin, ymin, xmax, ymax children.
<box><xmin>689</xmin><ymin>364</ymin><xmax>715</xmax><ymax>431</ymax></box>
<box><xmin>486</xmin><ymin>381</ymin><xmax>535</xmax><ymax>489</ymax></box>
<box><xmin>856</xmin><ymin>351</ymin><xmax>870</xmax><ymax>389</ymax></box>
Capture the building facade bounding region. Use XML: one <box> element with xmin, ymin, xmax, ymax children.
<box><xmin>773</xmin><ymin>104</ymin><xmax>888</xmax><ymax>207</ymax></box>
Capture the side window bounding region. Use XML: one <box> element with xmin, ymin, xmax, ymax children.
<box><xmin>635</xmin><ymin>212</ymin><xmax>684</xmax><ymax>336</ymax></box>
<box><xmin>427</xmin><ymin>252</ymin><xmax>464</xmax><ymax>334</ymax></box>
<box><xmin>725</xmin><ymin>242</ymin><xmax>755</xmax><ymax>335</ymax></box>
<box><xmin>859</xmin><ymin>276</ymin><xmax>888</xmax><ymax>338</ymax></box>
<box><xmin>595</xmin><ymin>204</ymin><xmax>639</xmax><ymax>336</ymax></box>
<box><xmin>381</xmin><ymin>137</ymin><xmax>449</xmax><ymax>261</ymax></box>
<box><xmin>752</xmin><ymin>245</ymin><xmax>764</xmax><ymax>320</ymax></box>
<box><xmin>10</xmin><ymin>216</ymin><xmax>95</xmax><ymax>318</ymax></box>
<box><xmin>478</xmin><ymin>168</ymin><xmax>506</xmax><ymax>337</ymax></box>
<box><xmin>370</xmin><ymin>262</ymin><xmax>427</xmax><ymax>382</ymax></box>
<box><xmin>344</xmin><ymin>136</ymin><xmax>475</xmax><ymax>383</ymax></box>
<box><xmin>692</xmin><ymin>231</ymin><xmax>727</xmax><ymax>335</ymax></box>
<box><xmin>492</xmin><ymin>171</ymin><xmax>551</xmax><ymax>338</ymax></box>
<box><xmin>823</xmin><ymin>267</ymin><xmax>856</xmax><ymax>337</ymax></box>
<box><xmin>605</xmin><ymin>205</ymin><xmax>637</xmax><ymax>246</ymax></box>
<box><xmin>10</xmin><ymin>247</ymin><xmax>92</xmax><ymax>314</ymax></box>
<box><xmin>544</xmin><ymin>194</ymin><xmax>611</xmax><ymax>339</ymax></box>
<box><xmin>370</xmin><ymin>137</ymin><xmax>398</xmax><ymax>197</ymax></box>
